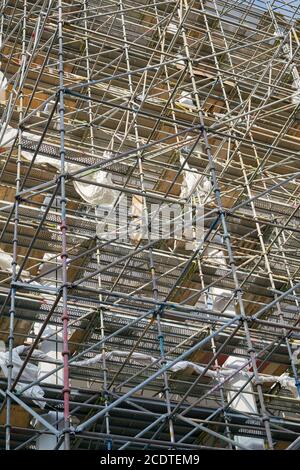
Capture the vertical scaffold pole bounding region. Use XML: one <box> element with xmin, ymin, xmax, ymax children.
<box><xmin>58</xmin><ymin>0</ymin><xmax>70</xmax><ymax>450</ymax></box>
<box><xmin>5</xmin><ymin>0</ymin><xmax>27</xmax><ymax>450</ymax></box>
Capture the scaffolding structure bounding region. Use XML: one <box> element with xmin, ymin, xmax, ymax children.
<box><xmin>0</xmin><ymin>0</ymin><xmax>300</xmax><ymax>450</ymax></box>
